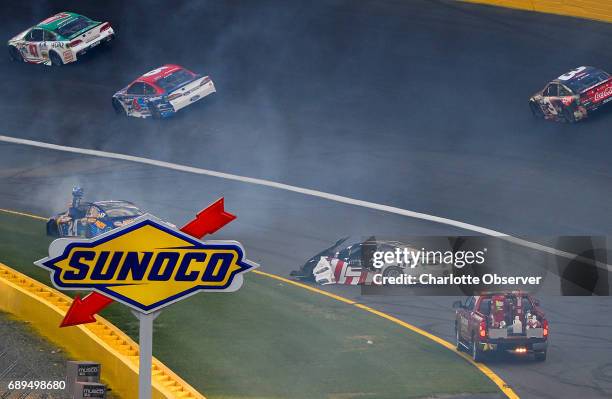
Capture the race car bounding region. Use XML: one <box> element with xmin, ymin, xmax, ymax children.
<box><xmin>291</xmin><ymin>237</ymin><xmax>451</xmax><ymax>285</ymax></box>
<box><xmin>112</xmin><ymin>64</ymin><xmax>216</xmax><ymax>118</ymax></box>
<box><xmin>7</xmin><ymin>12</ymin><xmax>115</xmax><ymax>66</ymax></box>
<box><xmin>529</xmin><ymin>66</ymin><xmax>612</xmax><ymax>123</ymax></box>
<box><xmin>46</xmin><ymin>187</ymin><xmax>143</xmax><ymax>238</ymax></box>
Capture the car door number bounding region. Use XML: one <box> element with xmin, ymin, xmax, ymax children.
<box><xmin>28</xmin><ymin>44</ymin><xmax>39</xmax><ymax>58</ymax></box>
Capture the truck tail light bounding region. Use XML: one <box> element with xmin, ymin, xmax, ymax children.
<box><xmin>542</xmin><ymin>319</ymin><xmax>548</xmax><ymax>337</ymax></box>
<box><xmin>167</xmin><ymin>93</ymin><xmax>182</xmax><ymax>101</ymax></box>
<box><xmin>69</xmin><ymin>39</ymin><xmax>82</xmax><ymax>48</ymax></box>
<box><xmin>479</xmin><ymin>320</ymin><xmax>486</xmax><ymax>338</ymax></box>
<box><xmin>100</xmin><ymin>22</ymin><xmax>112</xmax><ymax>32</ymax></box>
<box><xmin>200</xmin><ymin>76</ymin><xmax>211</xmax><ymax>85</ymax></box>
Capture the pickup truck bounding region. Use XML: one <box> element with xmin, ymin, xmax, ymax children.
<box><xmin>453</xmin><ymin>292</ymin><xmax>548</xmax><ymax>361</ymax></box>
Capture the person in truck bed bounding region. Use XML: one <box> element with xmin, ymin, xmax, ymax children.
<box><xmin>453</xmin><ymin>292</ymin><xmax>548</xmax><ymax>362</ymax></box>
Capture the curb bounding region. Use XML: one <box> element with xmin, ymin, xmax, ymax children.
<box><xmin>462</xmin><ymin>0</ymin><xmax>612</xmax><ymax>24</ymax></box>
<box><xmin>0</xmin><ymin>262</ymin><xmax>206</xmax><ymax>399</ymax></box>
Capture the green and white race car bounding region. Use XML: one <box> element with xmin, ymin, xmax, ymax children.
<box><xmin>7</xmin><ymin>11</ymin><xmax>115</xmax><ymax>66</ymax></box>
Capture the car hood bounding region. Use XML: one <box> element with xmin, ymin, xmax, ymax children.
<box><xmin>8</xmin><ymin>29</ymin><xmax>29</xmax><ymax>43</ymax></box>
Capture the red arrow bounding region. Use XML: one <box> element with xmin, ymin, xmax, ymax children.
<box><xmin>180</xmin><ymin>198</ymin><xmax>236</xmax><ymax>239</ymax></box>
<box><xmin>60</xmin><ymin>292</ymin><xmax>114</xmax><ymax>327</ymax></box>
<box><xmin>59</xmin><ymin>198</ymin><xmax>236</xmax><ymax>327</ymax></box>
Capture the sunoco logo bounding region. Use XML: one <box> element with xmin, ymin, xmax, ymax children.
<box><xmin>35</xmin><ymin>214</ymin><xmax>257</xmax><ymax>312</ymax></box>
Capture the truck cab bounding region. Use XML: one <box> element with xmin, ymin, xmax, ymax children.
<box><xmin>453</xmin><ymin>292</ymin><xmax>548</xmax><ymax>362</ymax></box>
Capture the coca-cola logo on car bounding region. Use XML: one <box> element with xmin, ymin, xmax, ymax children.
<box><xmin>593</xmin><ymin>86</ymin><xmax>612</xmax><ymax>102</ymax></box>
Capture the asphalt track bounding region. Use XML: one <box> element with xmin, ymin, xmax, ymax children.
<box><xmin>1</xmin><ymin>0</ymin><xmax>612</xmax><ymax>398</ymax></box>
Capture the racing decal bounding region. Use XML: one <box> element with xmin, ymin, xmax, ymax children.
<box><xmin>132</xmin><ymin>98</ymin><xmax>143</xmax><ymax>111</ymax></box>
<box><xmin>35</xmin><ymin>214</ymin><xmax>258</xmax><ymax>313</ymax></box>
<box><xmin>558</xmin><ymin>66</ymin><xmax>587</xmax><ymax>81</ymax></box>
<box><xmin>40</xmin><ymin>12</ymin><xmax>71</xmax><ymax>24</ymax></box>
<box><xmin>63</xmin><ymin>50</ymin><xmax>74</xmax><ymax>62</ymax></box>
<box><xmin>592</xmin><ymin>84</ymin><xmax>612</xmax><ymax>103</ymax></box>
<box><xmin>313</xmin><ymin>257</ymin><xmax>373</xmax><ymax>285</ymax></box>
<box><xmin>561</xmin><ymin>97</ymin><xmax>574</xmax><ymax>106</ymax></box>
<box><xmin>540</xmin><ymin>98</ymin><xmax>558</xmax><ymax>115</ymax></box>
<box><xmin>28</xmin><ymin>44</ymin><xmax>39</xmax><ymax>58</ymax></box>
<box><xmin>143</xmin><ymin>66</ymin><xmax>171</xmax><ymax>77</ymax></box>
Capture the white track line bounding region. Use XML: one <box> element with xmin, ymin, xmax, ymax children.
<box><xmin>1</xmin><ymin>134</ymin><xmax>610</xmax><ymax>272</ymax></box>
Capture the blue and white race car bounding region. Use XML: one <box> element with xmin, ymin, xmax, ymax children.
<box><xmin>112</xmin><ymin>64</ymin><xmax>216</xmax><ymax>118</ymax></box>
<box><xmin>46</xmin><ymin>187</ymin><xmax>144</xmax><ymax>238</ymax></box>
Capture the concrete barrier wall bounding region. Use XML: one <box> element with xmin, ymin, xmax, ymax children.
<box><xmin>463</xmin><ymin>0</ymin><xmax>612</xmax><ymax>23</ymax></box>
<box><xmin>0</xmin><ymin>262</ymin><xmax>205</xmax><ymax>399</ymax></box>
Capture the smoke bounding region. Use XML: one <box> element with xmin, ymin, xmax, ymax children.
<box><xmin>1</xmin><ymin>0</ymin><xmax>612</xmax><ymax>236</ymax></box>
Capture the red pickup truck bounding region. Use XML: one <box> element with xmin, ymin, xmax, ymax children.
<box><xmin>453</xmin><ymin>292</ymin><xmax>548</xmax><ymax>361</ymax></box>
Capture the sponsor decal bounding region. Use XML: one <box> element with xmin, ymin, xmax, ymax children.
<box><xmin>593</xmin><ymin>85</ymin><xmax>612</xmax><ymax>103</ymax></box>
<box><xmin>41</xmin><ymin>12</ymin><xmax>71</xmax><ymax>24</ymax></box>
<box><xmin>561</xmin><ymin>97</ymin><xmax>574</xmax><ymax>106</ymax></box>
<box><xmin>63</xmin><ymin>50</ymin><xmax>74</xmax><ymax>62</ymax></box>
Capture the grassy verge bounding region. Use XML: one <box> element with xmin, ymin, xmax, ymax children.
<box><xmin>0</xmin><ymin>211</ymin><xmax>498</xmax><ymax>399</ymax></box>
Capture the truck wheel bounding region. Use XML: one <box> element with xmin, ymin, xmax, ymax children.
<box><xmin>534</xmin><ymin>350</ymin><xmax>547</xmax><ymax>362</ymax></box>
<box><xmin>472</xmin><ymin>338</ymin><xmax>484</xmax><ymax>362</ymax></box>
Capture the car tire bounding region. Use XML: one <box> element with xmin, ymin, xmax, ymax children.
<box><xmin>149</xmin><ymin>103</ymin><xmax>161</xmax><ymax>119</ymax></box>
<box><xmin>301</xmin><ymin>260</ymin><xmax>318</xmax><ymax>280</ymax></box>
<box><xmin>46</xmin><ymin>220</ymin><xmax>59</xmax><ymax>237</ymax></box>
<box><xmin>8</xmin><ymin>46</ymin><xmax>23</xmax><ymax>62</ymax></box>
<box><xmin>529</xmin><ymin>101</ymin><xmax>544</xmax><ymax>119</ymax></box>
<box><xmin>563</xmin><ymin>106</ymin><xmax>576</xmax><ymax>123</ymax></box>
<box><xmin>112</xmin><ymin>98</ymin><xmax>127</xmax><ymax>116</ymax></box>
<box><xmin>472</xmin><ymin>337</ymin><xmax>484</xmax><ymax>362</ymax></box>
<box><xmin>49</xmin><ymin>51</ymin><xmax>63</xmax><ymax>66</ymax></box>
<box><xmin>382</xmin><ymin>266</ymin><xmax>403</xmax><ymax>278</ymax></box>
<box><xmin>534</xmin><ymin>350</ymin><xmax>547</xmax><ymax>362</ymax></box>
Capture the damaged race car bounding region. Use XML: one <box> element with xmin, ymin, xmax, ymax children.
<box><xmin>8</xmin><ymin>12</ymin><xmax>115</xmax><ymax>66</ymax></box>
<box><xmin>529</xmin><ymin>66</ymin><xmax>612</xmax><ymax>123</ymax></box>
<box><xmin>46</xmin><ymin>187</ymin><xmax>143</xmax><ymax>238</ymax></box>
<box><xmin>112</xmin><ymin>64</ymin><xmax>216</xmax><ymax>118</ymax></box>
<box><xmin>291</xmin><ymin>237</ymin><xmax>450</xmax><ymax>285</ymax></box>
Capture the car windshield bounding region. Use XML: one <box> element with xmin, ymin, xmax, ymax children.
<box><xmin>565</xmin><ymin>70</ymin><xmax>610</xmax><ymax>93</ymax></box>
<box><xmin>98</xmin><ymin>203</ymin><xmax>142</xmax><ymax>218</ymax></box>
<box><xmin>156</xmin><ymin>69</ymin><xmax>195</xmax><ymax>92</ymax></box>
<box><xmin>54</xmin><ymin>16</ymin><xmax>94</xmax><ymax>38</ymax></box>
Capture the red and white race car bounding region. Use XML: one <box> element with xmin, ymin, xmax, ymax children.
<box><xmin>291</xmin><ymin>238</ymin><xmax>450</xmax><ymax>286</ymax></box>
<box><xmin>112</xmin><ymin>64</ymin><xmax>216</xmax><ymax>118</ymax></box>
<box><xmin>529</xmin><ymin>66</ymin><xmax>612</xmax><ymax>123</ymax></box>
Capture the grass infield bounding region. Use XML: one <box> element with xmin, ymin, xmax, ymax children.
<box><xmin>0</xmin><ymin>211</ymin><xmax>498</xmax><ymax>398</ymax></box>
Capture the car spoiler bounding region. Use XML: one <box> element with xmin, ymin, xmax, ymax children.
<box><xmin>66</xmin><ymin>20</ymin><xmax>103</xmax><ymax>40</ymax></box>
